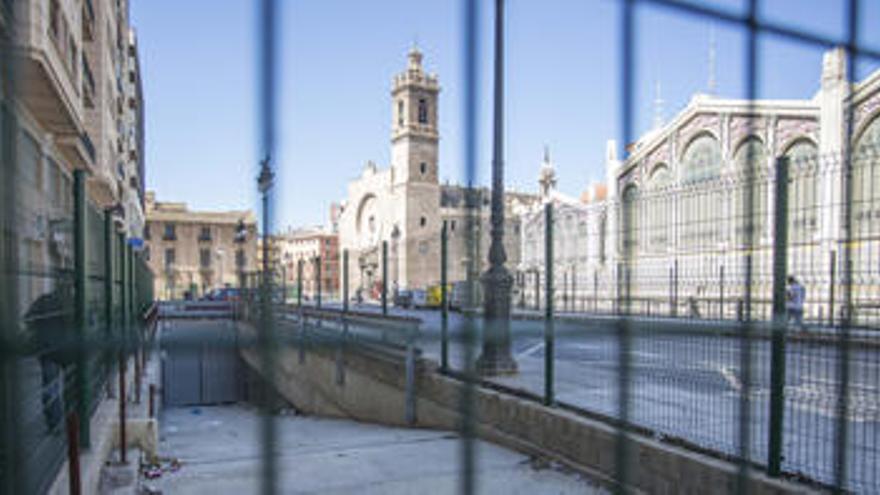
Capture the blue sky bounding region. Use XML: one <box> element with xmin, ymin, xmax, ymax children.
<box><xmin>131</xmin><ymin>0</ymin><xmax>880</xmax><ymax>230</ymax></box>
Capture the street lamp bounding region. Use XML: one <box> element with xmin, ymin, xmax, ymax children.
<box><xmin>477</xmin><ymin>0</ymin><xmax>517</xmax><ymax>376</ymax></box>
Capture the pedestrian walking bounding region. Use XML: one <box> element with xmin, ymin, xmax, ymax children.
<box><xmin>786</xmin><ymin>275</ymin><xmax>806</xmax><ymax>331</ymax></box>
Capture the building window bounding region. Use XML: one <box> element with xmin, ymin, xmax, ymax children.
<box><xmin>200</xmin><ymin>248</ymin><xmax>211</xmax><ymax>268</ymax></box>
<box><xmin>420</xmin><ymin>162</ymin><xmax>427</xmax><ymax>175</ymax></box>
<box><xmin>163</xmin><ymin>223</ymin><xmax>176</xmax><ymax>240</ymax></box>
<box><xmin>164</xmin><ymin>248</ymin><xmax>175</xmax><ymax>268</ymax></box>
<box><xmin>418</xmin><ymin>98</ymin><xmax>428</xmax><ymax>124</ymax></box>
<box><xmin>420</xmin><ymin>216</ymin><xmax>427</xmax><ymax>227</ymax></box>
<box><xmin>199</xmin><ymin>226</ymin><xmax>212</xmax><ymax>241</ymax></box>
<box><xmin>144</xmin><ymin>246</ymin><xmax>150</xmax><ymax>261</ymax></box>
<box><xmin>144</xmin><ymin>225</ymin><xmax>151</xmax><ymax>240</ymax></box>
<box><xmin>398</xmin><ymin>100</ymin><xmax>405</xmax><ymax>126</ymax></box>
<box><xmin>450</xmin><ymin>220</ymin><xmax>456</xmax><ymax>231</ymax></box>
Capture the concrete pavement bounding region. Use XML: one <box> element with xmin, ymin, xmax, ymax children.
<box><xmin>145</xmin><ymin>405</ymin><xmax>604</xmax><ymax>494</ymax></box>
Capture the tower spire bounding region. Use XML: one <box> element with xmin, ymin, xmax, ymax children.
<box><xmin>652</xmin><ymin>80</ymin><xmax>665</xmax><ymax>130</ymax></box>
<box><xmin>707</xmin><ymin>25</ymin><xmax>717</xmax><ymax>95</ymax></box>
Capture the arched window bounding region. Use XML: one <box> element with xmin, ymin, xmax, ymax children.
<box><xmin>681</xmin><ymin>133</ymin><xmax>722</xmax><ymax>249</ymax></box>
<box><xmin>647</xmin><ymin>165</ymin><xmax>672</xmax><ymax>252</ymax></box>
<box><xmin>418</xmin><ymin>98</ymin><xmax>428</xmax><ymax>124</ymax></box>
<box><xmin>854</xmin><ymin>116</ymin><xmax>880</xmax><ymax>232</ymax></box>
<box><xmin>784</xmin><ymin>139</ymin><xmax>818</xmax><ymax>244</ymax></box>
<box><xmin>397</xmin><ymin>100</ymin><xmax>405</xmax><ymax>126</ymax></box>
<box><xmin>621</xmin><ymin>185</ymin><xmax>640</xmax><ymax>258</ymax></box>
<box><xmin>733</xmin><ymin>137</ymin><xmax>768</xmax><ymax>244</ymax></box>
<box><xmin>681</xmin><ymin>133</ymin><xmax>721</xmax><ymax>183</ymax></box>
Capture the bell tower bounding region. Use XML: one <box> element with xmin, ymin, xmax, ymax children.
<box><xmin>391</xmin><ymin>47</ymin><xmax>440</xmax><ymax>185</ymax></box>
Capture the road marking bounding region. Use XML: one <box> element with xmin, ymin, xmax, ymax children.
<box><xmin>517</xmin><ymin>342</ymin><xmax>544</xmax><ymax>358</ymax></box>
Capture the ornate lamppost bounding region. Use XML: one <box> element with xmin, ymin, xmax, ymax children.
<box><xmin>257</xmin><ymin>156</ymin><xmax>274</xmax><ymax>291</ymax></box>
<box><xmin>476</xmin><ymin>0</ymin><xmax>517</xmax><ymax>375</ymax></box>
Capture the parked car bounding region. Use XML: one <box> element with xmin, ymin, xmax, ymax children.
<box><xmin>411</xmin><ymin>289</ymin><xmax>428</xmax><ymax>308</ymax></box>
<box><xmin>393</xmin><ymin>289</ymin><xmax>413</xmax><ymax>308</ymax></box>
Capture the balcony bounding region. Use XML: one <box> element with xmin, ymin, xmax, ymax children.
<box><xmin>56</xmin><ymin>131</ymin><xmax>95</xmax><ymax>171</ymax></box>
<box><xmin>12</xmin><ymin>1</ymin><xmax>85</xmax><ymax>139</ymax></box>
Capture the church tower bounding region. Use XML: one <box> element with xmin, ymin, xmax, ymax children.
<box><xmin>391</xmin><ymin>47</ymin><xmax>440</xmax><ymax>185</ymax></box>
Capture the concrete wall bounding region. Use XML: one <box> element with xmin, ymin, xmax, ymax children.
<box><xmin>238</xmin><ymin>322</ymin><xmax>818</xmax><ymax>495</ymax></box>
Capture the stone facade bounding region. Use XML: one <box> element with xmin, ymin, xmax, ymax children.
<box><xmin>2</xmin><ymin>0</ymin><xmax>146</xmax><ymax>315</ymax></box>
<box><xmin>337</xmin><ymin>48</ymin><xmax>539</xmax><ymax>297</ymax></box>
<box><xmin>518</xmin><ymin>48</ymin><xmax>880</xmax><ymax>324</ymax></box>
<box><xmin>144</xmin><ymin>192</ymin><xmax>257</xmax><ymax>300</ymax></box>
<box><xmin>274</xmin><ymin>227</ymin><xmax>340</xmax><ymax>300</ymax></box>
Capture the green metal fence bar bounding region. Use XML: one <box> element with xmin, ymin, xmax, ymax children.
<box><xmin>315</xmin><ymin>256</ymin><xmax>322</xmax><ymax>309</ymax></box>
<box><xmin>104</xmin><ymin>212</ymin><xmax>114</xmax><ymax>340</ymax></box>
<box><xmin>381</xmin><ymin>241</ymin><xmax>388</xmax><ymax>316</ymax></box>
<box><xmin>441</xmin><ymin>222</ymin><xmax>449</xmax><ymax>372</ymax></box>
<box><xmin>73</xmin><ymin>170</ymin><xmax>90</xmax><ymax>448</ymax></box>
<box><xmin>768</xmin><ymin>156</ymin><xmax>789</xmax><ymax>476</ymax></box>
<box><xmin>544</xmin><ymin>202</ymin><xmax>554</xmax><ymax>406</ymax></box>
<box><xmin>343</xmin><ymin>250</ymin><xmax>349</xmax><ymax>313</ymax></box>
<box><xmin>297</xmin><ymin>259</ymin><xmax>303</xmax><ymax>308</ymax></box>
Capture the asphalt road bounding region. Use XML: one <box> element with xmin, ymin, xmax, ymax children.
<box><xmin>298</xmin><ymin>301</ymin><xmax>879</xmax><ymax>493</ymax></box>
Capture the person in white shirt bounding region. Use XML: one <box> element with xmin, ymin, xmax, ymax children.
<box><xmin>786</xmin><ymin>275</ymin><xmax>806</xmax><ymax>331</ymax></box>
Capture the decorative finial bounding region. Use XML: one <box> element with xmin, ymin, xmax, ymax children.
<box><xmin>543</xmin><ymin>144</ymin><xmax>550</xmax><ymax>163</ymax></box>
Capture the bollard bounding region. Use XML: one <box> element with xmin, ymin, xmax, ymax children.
<box><xmin>65</xmin><ymin>412</ymin><xmax>82</xmax><ymax>495</ymax></box>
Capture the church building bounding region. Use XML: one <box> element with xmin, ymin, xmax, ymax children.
<box><xmin>337</xmin><ymin>48</ymin><xmax>538</xmax><ymax>297</ymax></box>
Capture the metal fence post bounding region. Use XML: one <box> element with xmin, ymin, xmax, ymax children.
<box><xmin>104</xmin><ymin>210</ymin><xmax>114</xmax><ymax>338</ymax></box>
<box><xmin>829</xmin><ymin>250</ymin><xmax>836</xmax><ymax>327</ymax></box>
<box><xmin>768</xmin><ymin>156</ymin><xmax>789</xmax><ymax>477</ymax></box>
<box><xmin>673</xmin><ymin>259</ymin><xmax>679</xmax><ymax>317</ymax></box>
<box><xmin>441</xmin><ymin>222</ymin><xmax>449</xmax><ymax>372</ymax></box>
<box><xmin>720</xmin><ymin>264</ymin><xmax>725</xmax><ymax>320</ymax></box>
<box><xmin>343</xmin><ymin>250</ymin><xmax>349</xmax><ymax>313</ymax></box>
<box><xmin>534</xmin><ymin>269</ymin><xmax>540</xmax><ymax>311</ymax></box>
<box><xmin>315</xmin><ymin>256</ymin><xmax>322</xmax><ymax>309</ymax></box>
<box><xmin>297</xmin><ymin>259</ymin><xmax>303</xmax><ymax>308</ymax></box>
<box><xmin>382</xmin><ymin>240</ymin><xmax>388</xmax><ymax>316</ymax></box>
<box><xmin>73</xmin><ymin>169</ymin><xmax>90</xmax><ymax>448</ymax></box>
<box><xmin>544</xmin><ymin>203</ymin><xmax>554</xmax><ymax>406</ymax></box>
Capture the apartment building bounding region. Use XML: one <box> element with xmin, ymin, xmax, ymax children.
<box><xmin>144</xmin><ymin>192</ymin><xmax>258</xmax><ymax>300</ymax></box>
<box><xmin>1</xmin><ymin>0</ymin><xmax>146</xmax><ymax>312</ymax></box>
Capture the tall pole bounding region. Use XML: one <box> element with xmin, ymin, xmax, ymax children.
<box><xmin>441</xmin><ymin>222</ymin><xmax>449</xmax><ymax>372</ymax></box>
<box><xmin>476</xmin><ymin>0</ymin><xmax>516</xmax><ymax>376</ymax></box>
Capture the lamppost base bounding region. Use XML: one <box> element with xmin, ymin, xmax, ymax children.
<box><xmin>475</xmin><ymin>353</ymin><xmax>518</xmax><ymax>376</ymax></box>
<box><xmin>476</xmin><ymin>265</ymin><xmax>518</xmax><ymax>376</ymax></box>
